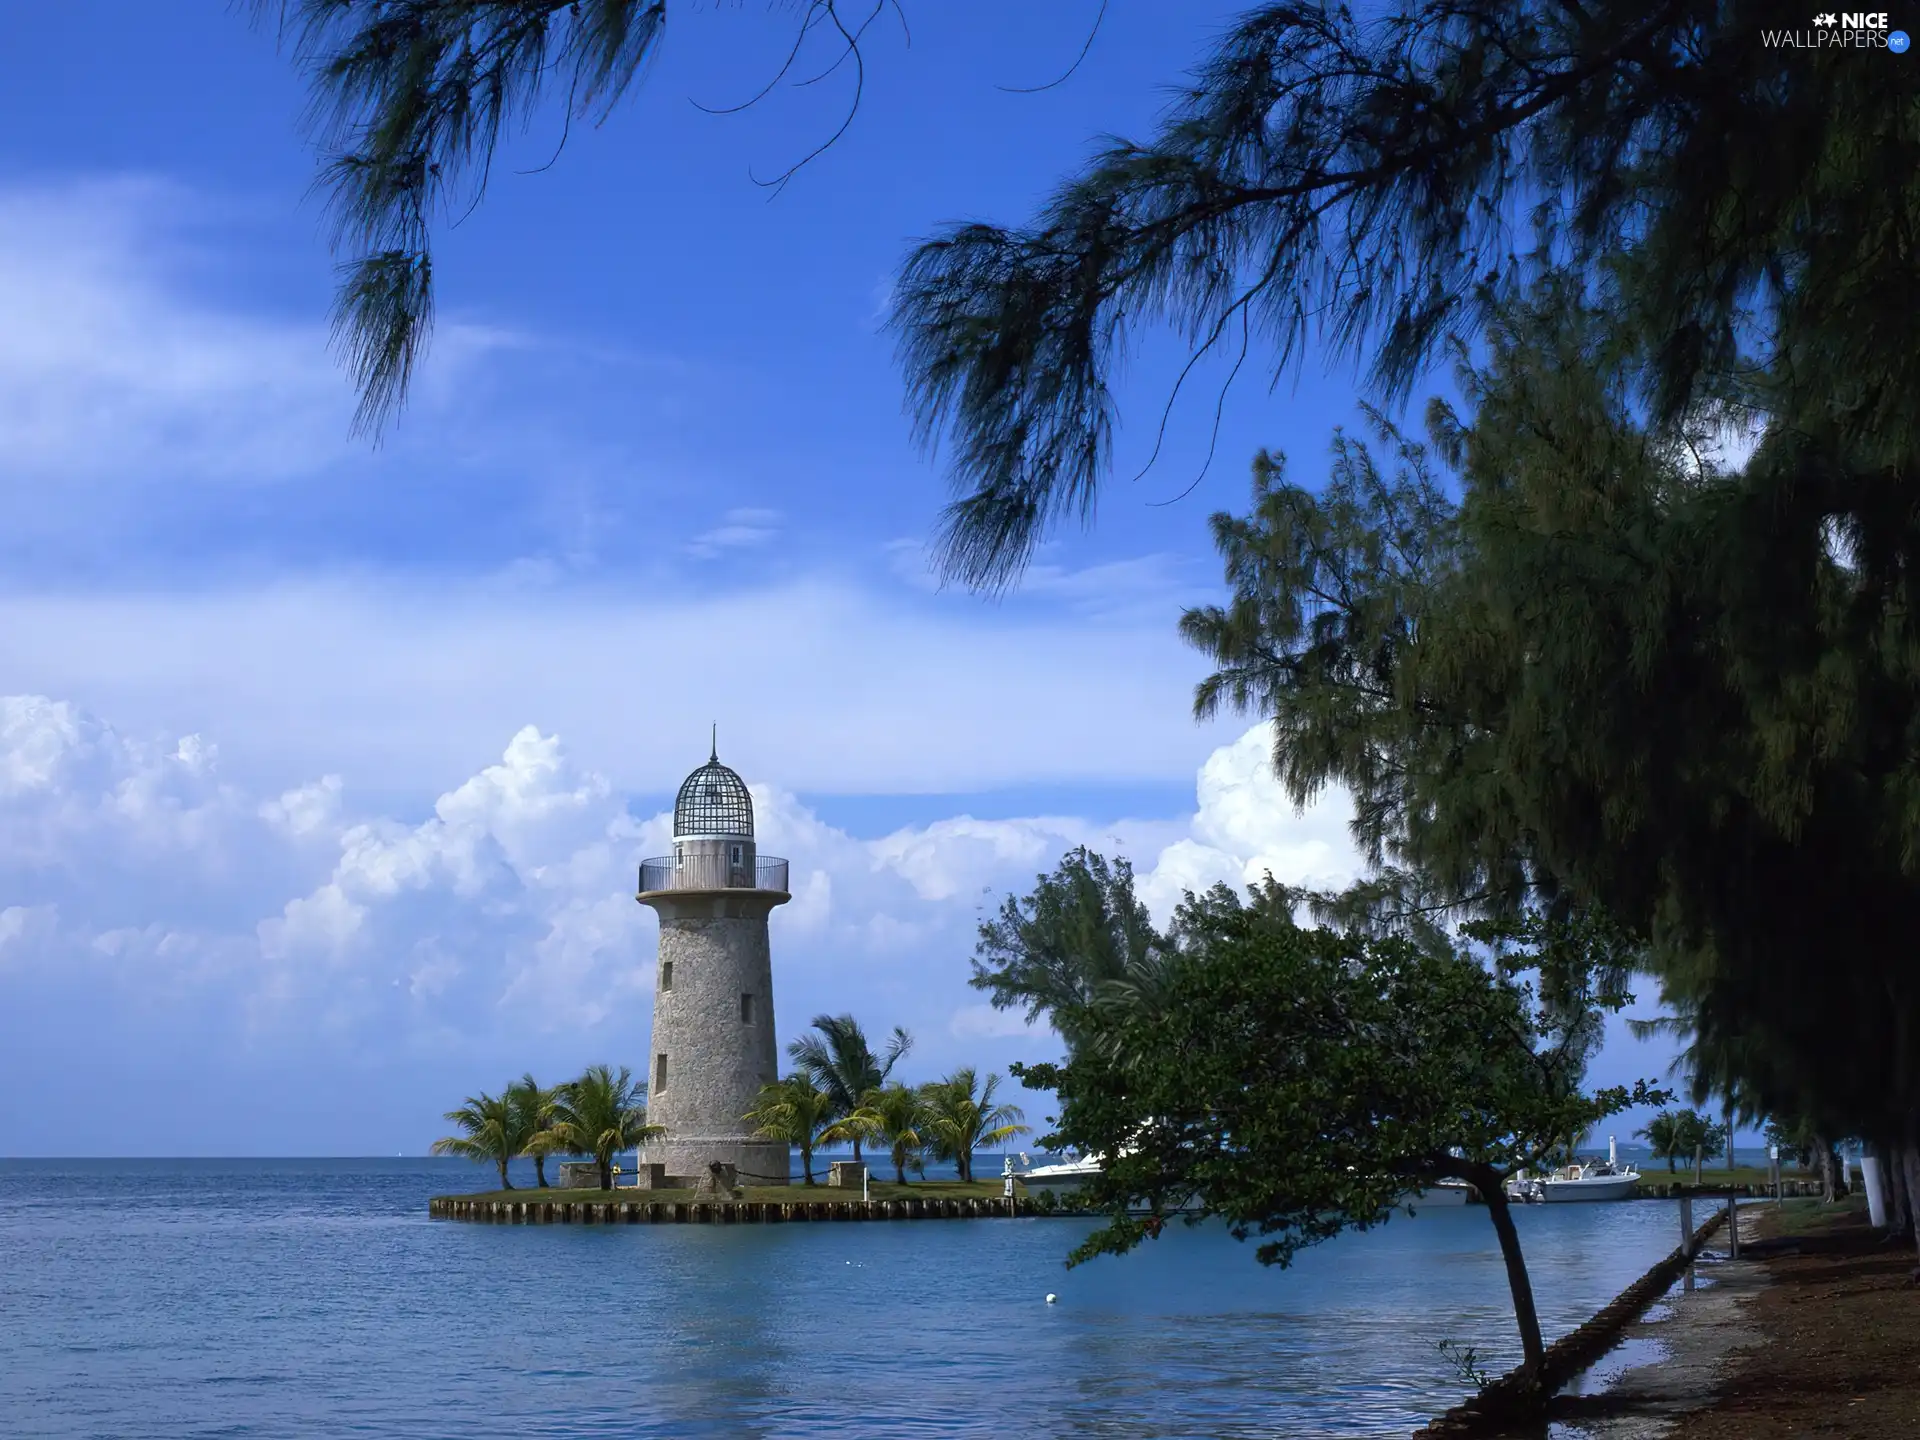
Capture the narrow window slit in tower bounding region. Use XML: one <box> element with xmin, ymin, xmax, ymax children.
<box><xmin>740</xmin><ymin>992</ymin><xmax>754</xmax><ymax>1023</ymax></box>
<box><xmin>654</xmin><ymin>1052</ymin><xmax>667</xmax><ymax>1093</ymax></box>
<box><xmin>660</xmin><ymin>960</ymin><xmax>673</xmax><ymax>991</ymax></box>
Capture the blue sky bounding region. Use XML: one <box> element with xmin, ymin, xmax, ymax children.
<box><xmin>0</xmin><ymin>2</ymin><xmax>1689</xmax><ymax>1155</ymax></box>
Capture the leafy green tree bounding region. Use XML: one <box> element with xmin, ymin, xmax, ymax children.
<box><xmin>848</xmin><ymin>1082</ymin><xmax>933</xmax><ymax>1185</ymax></box>
<box><xmin>507</xmin><ymin>1073</ymin><xmax>564</xmax><ymax>1188</ymax></box>
<box><xmin>1017</xmin><ymin>902</ymin><xmax>1664</xmax><ymax>1402</ymax></box>
<box><xmin>921</xmin><ymin>1069</ymin><xmax>1029</xmax><ymax>1184</ymax></box>
<box><xmin>1174</xmin><ymin>302</ymin><xmax>1920</xmax><ymax>1243</ymax></box>
<box><xmin>430</xmin><ymin>1090</ymin><xmax>523</xmax><ymax>1190</ymax></box>
<box><xmin>552</xmin><ymin>1063</ymin><xmax>661</xmax><ymax>1191</ymax></box>
<box><xmin>892</xmin><ymin>5</ymin><xmax>1918</xmax><ymax>587</ymax></box>
<box><xmin>1637</xmin><ymin>1113</ymin><xmax>1686</xmax><ymax>1174</ymax></box>
<box><xmin>744</xmin><ymin>1074</ymin><xmax>838</xmax><ymax>1185</ymax></box>
<box><xmin>787</xmin><ymin>1015</ymin><xmax>912</xmax><ymax>1163</ymax></box>
<box><xmin>970</xmin><ymin>848</ymin><xmax>1170</xmax><ymax>1054</ymax></box>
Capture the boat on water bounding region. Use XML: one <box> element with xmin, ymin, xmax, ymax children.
<box><xmin>1015</xmin><ymin>1151</ymin><xmax>1200</xmax><ymax>1214</ymax></box>
<box><xmin>1510</xmin><ymin>1136</ymin><xmax>1640</xmax><ymax>1202</ymax></box>
<box><xmin>1018</xmin><ymin>1153</ymin><xmax>1102</xmax><ymax>1198</ymax></box>
<box><xmin>1536</xmin><ymin>1160</ymin><xmax>1639</xmax><ymax>1202</ymax></box>
<box><xmin>1400</xmin><ymin>1180</ymin><xmax>1473</xmax><ymax>1207</ymax></box>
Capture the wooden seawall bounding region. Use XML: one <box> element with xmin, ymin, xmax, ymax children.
<box><xmin>429</xmin><ymin>1196</ymin><xmax>1033</xmax><ymax>1224</ymax></box>
<box><xmin>1413</xmin><ymin>1205</ymin><xmax>1732</xmax><ymax>1436</ymax></box>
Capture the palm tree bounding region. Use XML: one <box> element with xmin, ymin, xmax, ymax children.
<box><xmin>1637</xmin><ymin>1111</ymin><xmax>1685</xmax><ymax>1173</ymax></box>
<box><xmin>551</xmin><ymin>1064</ymin><xmax>662</xmax><ymax>1191</ymax></box>
<box><xmin>853</xmin><ymin>1082</ymin><xmax>932</xmax><ymax>1184</ymax></box>
<box><xmin>788</xmin><ymin>1015</ymin><xmax>913</xmax><ymax>1164</ymax></box>
<box><xmin>508</xmin><ymin>1074</ymin><xmax>564</xmax><ymax>1189</ymax></box>
<box><xmin>430</xmin><ymin>1091</ymin><xmax>521</xmax><ymax>1191</ymax></box>
<box><xmin>743</xmin><ymin>1074</ymin><xmax>837</xmax><ymax>1185</ymax></box>
<box><xmin>921</xmin><ymin>1069</ymin><xmax>1030</xmax><ymax>1183</ymax></box>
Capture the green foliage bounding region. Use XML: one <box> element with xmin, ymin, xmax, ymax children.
<box><xmin>260</xmin><ymin>0</ymin><xmax>921</xmax><ymax>435</ymax></box>
<box><xmin>1637</xmin><ymin>1112</ymin><xmax>1685</xmax><ymax>1174</ymax></box>
<box><xmin>744</xmin><ymin>1074</ymin><xmax>837</xmax><ymax>1185</ymax></box>
<box><xmin>1638</xmin><ymin>1109</ymin><xmax>1726</xmax><ymax>1179</ymax></box>
<box><xmin>258</xmin><ymin>0</ymin><xmax>671</xmax><ymax>434</ymax></box>
<box><xmin>970</xmin><ymin>848</ymin><xmax>1168</xmax><ymax>1053</ymax></box>
<box><xmin>1177</xmin><ymin>296</ymin><xmax>1920</xmax><ymax>1172</ymax></box>
<box><xmin>1016</xmin><ymin>896</ymin><xmax>1665</xmax><ymax>1381</ymax></box>
<box><xmin>507</xmin><ymin>1073</ymin><xmax>563</xmax><ymax>1188</ymax></box>
<box><xmin>844</xmin><ymin>1082</ymin><xmax>933</xmax><ymax>1185</ymax></box>
<box><xmin>552</xmin><ymin>1063</ymin><xmax>661</xmax><ymax>1191</ymax></box>
<box><xmin>892</xmin><ymin>2</ymin><xmax>1920</xmax><ymax>587</ymax></box>
<box><xmin>920</xmin><ymin>1069</ymin><xmax>1030</xmax><ymax>1184</ymax></box>
<box><xmin>430</xmin><ymin>1090</ymin><xmax>523</xmax><ymax>1190</ymax></box>
<box><xmin>1764</xmin><ymin>1116</ymin><xmax>1817</xmax><ymax>1170</ymax></box>
<box><xmin>788</xmin><ymin>1014</ymin><xmax>913</xmax><ymax>1163</ymax></box>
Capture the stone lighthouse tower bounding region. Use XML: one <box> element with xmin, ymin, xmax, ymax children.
<box><xmin>635</xmin><ymin>737</ymin><xmax>791</xmax><ymax>1187</ymax></box>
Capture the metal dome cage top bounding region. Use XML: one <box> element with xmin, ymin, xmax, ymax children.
<box><xmin>673</xmin><ymin>740</ymin><xmax>754</xmax><ymax>838</ymax></box>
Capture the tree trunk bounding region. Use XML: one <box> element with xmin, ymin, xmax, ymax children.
<box><xmin>1887</xmin><ymin>1144</ymin><xmax>1913</xmax><ymax>1237</ymax></box>
<box><xmin>1725</xmin><ymin>1121</ymin><xmax>1735</xmax><ymax>1175</ymax></box>
<box><xmin>1903</xmin><ymin>1144</ymin><xmax>1920</xmax><ymax>1253</ymax></box>
<box><xmin>852</xmin><ymin>1136</ymin><xmax>863</xmax><ymax>1163</ymax></box>
<box><xmin>1476</xmin><ymin>1171</ymin><xmax>1546</xmax><ymax>1390</ymax></box>
<box><xmin>1693</xmin><ymin>1146</ymin><xmax>1704</xmax><ymax>1184</ymax></box>
<box><xmin>1814</xmin><ymin>1140</ymin><xmax>1837</xmax><ymax>1204</ymax></box>
<box><xmin>1666</xmin><ymin>1154</ymin><xmax>1676</xmax><ymax>1173</ymax></box>
<box><xmin>534</xmin><ymin>1155</ymin><xmax>549</xmax><ymax>1188</ymax></box>
<box><xmin>801</xmin><ymin>1143</ymin><xmax>814</xmax><ymax>1184</ymax></box>
<box><xmin>497</xmin><ymin>1158</ymin><xmax>512</xmax><ymax>1190</ymax></box>
<box><xmin>598</xmin><ymin>1156</ymin><xmax>613</xmax><ymax>1191</ymax></box>
<box><xmin>894</xmin><ymin>1152</ymin><xmax>906</xmax><ymax>1185</ymax></box>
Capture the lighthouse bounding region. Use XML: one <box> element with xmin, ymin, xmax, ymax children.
<box><xmin>635</xmin><ymin>737</ymin><xmax>791</xmax><ymax>1187</ymax></box>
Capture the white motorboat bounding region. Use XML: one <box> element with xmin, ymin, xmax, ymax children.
<box><xmin>1537</xmin><ymin>1160</ymin><xmax>1639</xmax><ymax>1201</ymax></box>
<box><xmin>1016</xmin><ymin>1150</ymin><xmax>1198</xmax><ymax>1214</ymax></box>
<box><xmin>1410</xmin><ymin>1180</ymin><xmax>1473</xmax><ymax>1206</ymax></box>
<box><xmin>1018</xmin><ymin>1153</ymin><xmax>1102</xmax><ymax>1198</ymax></box>
<box><xmin>1536</xmin><ymin>1135</ymin><xmax>1640</xmax><ymax>1202</ymax></box>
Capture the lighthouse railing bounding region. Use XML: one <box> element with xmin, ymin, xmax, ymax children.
<box><xmin>639</xmin><ymin>855</ymin><xmax>789</xmax><ymax>894</ymax></box>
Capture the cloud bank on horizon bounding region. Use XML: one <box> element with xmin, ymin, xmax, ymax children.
<box><xmin>0</xmin><ymin>695</ymin><xmax>1366</xmax><ymax>1154</ymax></box>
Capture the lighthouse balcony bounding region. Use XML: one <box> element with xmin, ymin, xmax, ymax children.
<box><xmin>639</xmin><ymin>854</ymin><xmax>789</xmax><ymax>895</ymax></box>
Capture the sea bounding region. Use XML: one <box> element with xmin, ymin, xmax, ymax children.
<box><xmin>0</xmin><ymin>1154</ymin><xmax>1726</xmax><ymax>1439</ymax></box>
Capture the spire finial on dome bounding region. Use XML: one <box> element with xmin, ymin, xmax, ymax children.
<box><xmin>710</xmin><ymin>723</ymin><xmax>717</xmax><ymax>762</ymax></box>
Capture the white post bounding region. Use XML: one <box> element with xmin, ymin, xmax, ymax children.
<box><xmin>1862</xmin><ymin>1154</ymin><xmax>1888</xmax><ymax>1227</ymax></box>
<box><xmin>1608</xmin><ymin>1134</ymin><xmax>1617</xmax><ymax>1168</ymax></box>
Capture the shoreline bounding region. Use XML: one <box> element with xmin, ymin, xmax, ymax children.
<box><xmin>1495</xmin><ymin>1194</ymin><xmax>1909</xmax><ymax>1439</ymax></box>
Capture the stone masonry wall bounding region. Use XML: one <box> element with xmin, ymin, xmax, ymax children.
<box><xmin>641</xmin><ymin>892</ymin><xmax>791</xmax><ymax>1186</ymax></box>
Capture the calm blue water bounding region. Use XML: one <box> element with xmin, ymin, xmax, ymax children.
<box><xmin>0</xmin><ymin>1159</ymin><xmax>1704</xmax><ymax>1438</ymax></box>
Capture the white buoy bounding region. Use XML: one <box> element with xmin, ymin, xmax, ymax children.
<box><xmin>1045</xmin><ymin>1293</ymin><xmax>1057</xmax><ymax>1304</ymax></box>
